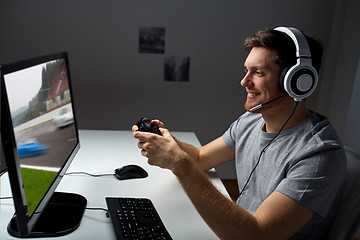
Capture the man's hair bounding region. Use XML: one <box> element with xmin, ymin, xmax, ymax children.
<box><xmin>244</xmin><ymin>29</ymin><xmax>323</xmax><ymax>73</ymax></box>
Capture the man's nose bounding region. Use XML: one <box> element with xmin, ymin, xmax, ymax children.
<box><xmin>240</xmin><ymin>72</ymin><xmax>252</xmax><ymax>87</ymax></box>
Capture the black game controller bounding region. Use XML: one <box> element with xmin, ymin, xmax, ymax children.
<box><xmin>136</xmin><ymin>118</ymin><xmax>162</xmax><ymax>136</ymax></box>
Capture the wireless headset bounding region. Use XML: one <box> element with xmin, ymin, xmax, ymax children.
<box><xmin>275</xmin><ymin>27</ymin><xmax>318</xmax><ymax>102</ymax></box>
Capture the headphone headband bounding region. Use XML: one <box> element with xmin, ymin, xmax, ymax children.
<box><xmin>275</xmin><ymin>27</ymin><xmax>312</xmax><ymax>59</ymax></box>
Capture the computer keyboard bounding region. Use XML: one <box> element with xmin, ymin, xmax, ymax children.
<box><xmin>105</xmin><ymin>197</ymin><xmax>173</xmax><ymax>240</ymax></box>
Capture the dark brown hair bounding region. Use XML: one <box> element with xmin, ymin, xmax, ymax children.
<box><xmin>244</xmin><ymin>29</ymin><xmax>323</xmax><ymax>73</ymax></box>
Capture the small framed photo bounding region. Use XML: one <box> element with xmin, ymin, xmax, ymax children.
<box><xmin>164</xmin><ymin>56</ymin><xmax>190</xmax><ymax>82</ymax></box>
<box><xmin>139</xmin><ymin>27</ymin><xmax>165</xmax><ymax>54</ymax></box>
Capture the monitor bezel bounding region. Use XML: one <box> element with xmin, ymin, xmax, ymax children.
<box><xmin>0</xmin><ymin>52</ymin><xmax>80</xmax><ymax>236</ymax></box>
<box><xmin>1</xmin><ymin>140</ymin><xmax>8</xmax><ymax>175</ymax></box>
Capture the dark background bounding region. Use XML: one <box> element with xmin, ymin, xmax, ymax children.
<box><xmin>1</xmin><ymin>0</ymin><xmax>359</xmax><ymax>178</ymax></box>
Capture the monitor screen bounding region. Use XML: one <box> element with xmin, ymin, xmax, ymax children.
<box><xmin>1</xmin><ymin>52</ymin><xmax>84</xmax><ymax>237</ymax></box>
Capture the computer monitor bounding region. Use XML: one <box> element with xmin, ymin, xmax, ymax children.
<box><xmin>0</xmin><ymin>52</ymin><xmax>86</xmax><ymax>237</ymax></box>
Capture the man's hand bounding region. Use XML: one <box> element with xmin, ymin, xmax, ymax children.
<box><xmin>132</xmin><ymin>119</ymin><xmax>165</xmax><ymax>132</ymax></box>
<box><xmin>132</xmin><ymin>124</ymin><xmax>186</xmax><ymax>171</ymax></box>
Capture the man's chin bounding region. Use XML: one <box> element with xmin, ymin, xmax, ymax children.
<box><xmin>244</xmin><ymin>102</ymin><xmax>262</xmax><ymax>113</ymax></box>
<box><xmin>244</xmin><ymin>102</ymin><xmax>254</xmax><ymax>112</ymax></box>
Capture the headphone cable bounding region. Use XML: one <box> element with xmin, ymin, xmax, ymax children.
<box><xmin>238</xmin><ymin>101</ymin><xmax>299</xmax><ymax>198</ymax></box>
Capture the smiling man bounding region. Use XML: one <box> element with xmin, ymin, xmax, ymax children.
<box><xmin>133</xmin><ymin>27</ymin><xmax>346</xmax><ymax>239</ymax></box>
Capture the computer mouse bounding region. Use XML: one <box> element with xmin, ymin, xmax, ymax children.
<box><xmin>114</xmin><ymin>165</ymin><xmax>148</xmax><ymax>180</ymax></box>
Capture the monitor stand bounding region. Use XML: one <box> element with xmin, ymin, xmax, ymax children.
<box><xmin>7</xmin><ymin>192</ymin><xmax>87</xmax><ymax>238</ymax></box>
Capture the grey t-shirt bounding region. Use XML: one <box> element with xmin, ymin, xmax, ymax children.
<box><xmin>222</xmin><ymin>111</ymin><xmax>346</xmax><ymax>239</ymax></box>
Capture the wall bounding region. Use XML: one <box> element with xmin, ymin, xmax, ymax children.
<box><xmin>1</xmin><ymin>0</ymin><xmax>356</xmax><ymax>178</ymax></box>
<box><xmin>316</xmin><ymin>0</ymin><xmax>360</xmax><ymax>153</ymax></box>
<box><xmin>343</xmin><ymin>60</ymin><xmax>360</xmax><ymax>152</ymax></box>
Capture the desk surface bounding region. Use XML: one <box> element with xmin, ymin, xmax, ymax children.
<box><xmin>1</xmin><ymin>130</ymin><xmax>229</xmax><ymax>239</ymax></box>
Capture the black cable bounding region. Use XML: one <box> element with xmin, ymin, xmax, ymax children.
<box><xmin>0</xmin><ymin>171</ymin><xmax>7</xmax><ymax>177</ymax></box>
<box><xmin>86</xmin><ymin>207</ymin><xmax>108</xmax><ymax>212</ymax></box>
<box><xmin>86</xmin><ymin>207</ymin><xmax>110</xmax><ymax>218</ymax></box>
<box><xmin>32</xmin><ymin>205</ymin><xmax>109</xmax><ymax>217</ymax></box>
<box><xmin>238</xmin><ymin>101</ymin><xmax>299</xmax><ymax>198</ymax></box>
<box><xmin>0</xmin><ymin>196</ymin><xmax>13</xmax><ymax>200</ymax></box>
<box><xmin>65</xmin><ymin>172</ymin><xmax>115</xmax><ymax>177</ymax></box>
<box><xmin>2</xmin><ymin>173</ymin><xmax>110</xmax><ymax>215</ymax></box>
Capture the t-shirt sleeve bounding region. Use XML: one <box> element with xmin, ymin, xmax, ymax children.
<box><xmin>222</xmin><ymin>118</ymin><xmax>240</xmax><ymax>149</ymax></box>
<box><xmin>276</xmin><ymin>145</ymin><xmax>346</xmax><ymax>218</ymax></box>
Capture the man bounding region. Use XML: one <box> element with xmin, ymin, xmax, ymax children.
<box><xmin>132</xmin><ymin>27</ymin><xmax>346</xmax><ymax>239</ymax></box>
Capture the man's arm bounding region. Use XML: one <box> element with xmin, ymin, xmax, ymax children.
<box><xmin>173</xmin><ymin>153</ymin><xmax>314</xmax><ymax>240</ymax></box>
<box><xmin>133</xmin><ymin>128</ymin><xmax>314</xmax><ymax>239</ymax></box>
<box><xmin>175</xmin><ymin>136</ymin><xmax>235</xmax><ymax>171</ymax></box>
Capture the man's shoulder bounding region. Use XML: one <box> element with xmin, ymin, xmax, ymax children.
<box><xmin>238</xmin><ymin>111</ymin><xmax>263</xmax><ymax>123</ymax></box>
<box><xmin>223</xmin><ymin>112</ymin><xmax>263</xmax><ymax>146</ymax></box>
<box><xmin>306</xmin><ymin>111</ymin><xmax>340</xmax><ymax>140</ymax></box>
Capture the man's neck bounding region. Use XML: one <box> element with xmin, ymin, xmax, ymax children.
<box><xmin>261</xmin><ymin>99</ymin><xmax>310</xmax><ymax>133</ymax></box>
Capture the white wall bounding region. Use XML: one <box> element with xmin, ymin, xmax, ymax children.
<box><xmin>1</xmin><ymin>0</ymin><xmax>358</xmax><ymax>177</ymax></box>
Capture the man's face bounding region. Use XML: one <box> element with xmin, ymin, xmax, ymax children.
<box><xmin>240</xmin><ymin>47</ymin><xmax>283</xmax><ymax>112</ymax></box>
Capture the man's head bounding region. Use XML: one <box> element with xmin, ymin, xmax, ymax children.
<box><xmin>244</xmin><ymin>28</ymin><xmax>323</xmax><ymax>74</ymax></box>
<box><xmin>241</xmin><ymin>28</ymin><xmax>323</xmax><ymax>112</ymax></box>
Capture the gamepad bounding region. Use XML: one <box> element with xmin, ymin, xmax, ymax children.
<box><xmin>136</xmin><ymin>118</ymin><xmax>162</xmax><ymax>135</ymax></box>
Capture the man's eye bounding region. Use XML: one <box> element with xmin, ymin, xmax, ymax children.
<box><xmin>255</xmin><ymin>71</ymin><xmax>263</xmax><ymax>76</ymax></box>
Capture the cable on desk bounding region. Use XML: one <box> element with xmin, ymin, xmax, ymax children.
<box><xmin>65</xmin><ymin>172</ymin><xmax>114</xmax><ymax>178</ymax></box>
<box><xmin>86</xmin><ymin>207</ymin><xmax>110</xmax><ymax>218</ymax></box>
<box><xmin>0</xmin><ymin>196</ymin><xmax>13</xmax><ymax>200</ymax></box>
<box><xmin>0</xmin><ymin>171</ymin><xmax>7</xmax><ymax>177</ymax></box>
<box><xmin>32</xmin><ymin>203</ymin><xmax>110</xmax><ymax>218</ymax></box>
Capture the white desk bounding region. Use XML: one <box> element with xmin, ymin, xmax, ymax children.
<box><xmin>1</xmin><ymin>130</ymin><xmax>229</xmax><ymax>239</ymax></box>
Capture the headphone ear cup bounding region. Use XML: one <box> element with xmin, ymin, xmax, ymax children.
<box><xmin>282</xmin><ymin>64</ymin><xmax>318</xmax><ymax>101</ymax></box>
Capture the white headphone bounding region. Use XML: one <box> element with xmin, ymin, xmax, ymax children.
<box><xmin>275</xmin><ymin>27</ymin><xmax>318</xmax><ymax>101</ymax></box>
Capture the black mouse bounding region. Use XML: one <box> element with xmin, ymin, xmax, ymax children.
<box><xmin>114</xmin><ymin>165</ymin><xmax>148</xmax><ymax>180</ymax></box>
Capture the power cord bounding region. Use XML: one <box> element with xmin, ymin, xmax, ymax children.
<box><xmin>31</xmin><ymin>203</ymin><xmax>110</xmax><ymax>218</ymax></box>
<box><xmin>0</xmin><ymin>196</ymin><xmax>13</xmax><ymax>200</ymax></box>
<box><xmin>65</xmin><ymin>172</ymin><xmax>114</xmax><ymax>177</ymax></box>
<box><xmin>0</xmin><ymin>171</ymin><xmax>7</xmax><ymax>177</ymax></box>
<box><xmin>1</xmin><ymin>174</ymin><xmax>110</xmax><ymax>216</ymax></box>
<box><xmin>86</xmin><ymin>207</ymin><xmax>110</xmax><ymax>218</ymax></box>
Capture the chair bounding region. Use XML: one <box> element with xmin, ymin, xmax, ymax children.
<box><xmin>328</xmin><ymin>146</ymin><xmax>360</xmax><ymax>240</ymax></box>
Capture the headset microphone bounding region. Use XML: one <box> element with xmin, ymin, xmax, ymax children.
<box><xmin>249</xmin><ymin>94</ymin><xmax>286</xmax><ymax>112</ymax></box>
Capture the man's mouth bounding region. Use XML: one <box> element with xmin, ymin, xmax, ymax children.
<box><xmin>247</xmin><ymin>92</ymin><xmax>260</xmax><ymax>99</ymax></box>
